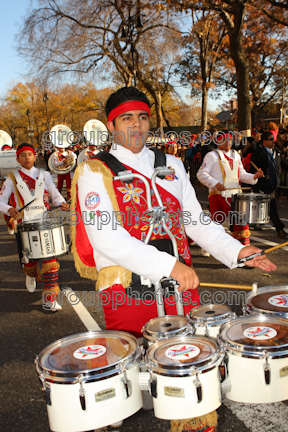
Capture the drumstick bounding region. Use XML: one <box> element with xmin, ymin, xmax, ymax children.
<box><xmin>18</xmin><ymin>198</ymin><xmax>37</xmax><ymax>213</ymax></box>
<box><xmin>250</xmin><ymin>161</ymin><xmax>265</xmax><ymax>177</ymax></box>
<box><xmin>264</xmin><ymin>241</ymin><xmax>288</xmax><ymax>253</ymax></box>
<box><xmin>224</xmin><ymin>187</ymin><xmax>251</xmax><ymax>190</ymax></box>
<box><xmin>199</xmin><ymin>282</ymin><xmax>253</xmax><ymax>290</ymax></box>
<box><xmin>238</xmin><ymin>241</ymin><xmax>288</xmax><ymax>264</ymax></box>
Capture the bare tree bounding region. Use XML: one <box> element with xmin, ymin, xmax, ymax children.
<box><xmin>17</xmin><ymin>0</ymin><xmax>183</xmax><ymax>128</ymax></box>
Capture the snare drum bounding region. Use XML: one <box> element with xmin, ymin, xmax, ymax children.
<box><xmin>243</xmin><ymin>285</ymin><xmax>288</xmax><ymax>318</ymax></box>
<box><xmin>188</xmin><ymin>304</ymin><xmax>236</xmax><ymax>339</ymax></box>
<box><xmin>233</xmin><ymin>192</ymin><xmax>270</xmax><ymax>225</ymax></box>
<box><xmin>18</xmin><ymin>218</ymin><xmax>68</xmax><ymax>261</ymax></box>
<box><xmin>142</xmin><ymin>315</ymin><xmax>194</xmax><ymax>347</ymax></box>
<box><xmin>36</xmin><ymin>331</ymin><xmax>143</xmax><ymax>432</ymax></box>
<box><xmin>146</xmin><ymin>336</ymin><xmax>223</xmax><ymax>419</ymax></box>
<box><xmin>217</xmin><ymin>316</ymin><xmax>288</xmax><ymax>403</ymax></box>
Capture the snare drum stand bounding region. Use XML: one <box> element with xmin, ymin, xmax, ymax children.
<box><xmin>114</xmin><ymin>166</ymin><xmax>184</xmax><ymax>317</ymax></box>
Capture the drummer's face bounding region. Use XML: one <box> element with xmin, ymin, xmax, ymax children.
<box><xmin>17</xmin><ymin>150</ymin><xmax>36</xmax><ymax>169</ymax></box>
<box><xmin>217</xmin><ymin>136</ymin><xmax>232</xmax><ymax>152</ymax></box>
<box><xmin>107</xmin><ymin>110</ymin><xmax>150</xmax><ymax>154</ymax></box>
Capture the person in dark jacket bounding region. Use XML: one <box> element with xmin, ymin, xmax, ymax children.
<box><xmin>250</xmin><ymin>131</ymin><xmax>288</xmax><ymax>238</ymax></box>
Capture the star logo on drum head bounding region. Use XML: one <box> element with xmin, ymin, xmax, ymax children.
<box><xmin>76</xmin><ymin>346</ymin><xmax>103</xmax><ymax>358</ymax></box>
<box><xmin>247</xmin><ymin>327</ymin><xmax>273</xmax><ymax>338</ymax></box>
<box><xmin>169</xmin><ymin>345</ymin><xmax>196</xmax><ymax>357</ymax></box>
<box><xmin>274</xmin><ymin>295</ymin><xmax>288</xmax><ymax>306</ymax></box>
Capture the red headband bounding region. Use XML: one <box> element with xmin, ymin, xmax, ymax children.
<box><xmin>16</xmin><ymin>146</ymin><xmax>36</xmax><ymax>157</ymax></box>
<box><xmin>1</xmin><ymin>145</ymin><xmax>11</xmax><ymax>150</ymax></box>
<box><xmin>215</xmin><ymin>133</ymin><xmax>231</xmax><ymax>143</ymax></box>
<box><xmin>107</xmin><ymin>101</ymin><xmax>150</xmax><ymax>122</ymax></box>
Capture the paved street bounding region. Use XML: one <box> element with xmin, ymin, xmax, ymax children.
<box><xmin>0</xmin><ymin>180</ymin><xmax>288</xmax><ymax>432</ymax></box>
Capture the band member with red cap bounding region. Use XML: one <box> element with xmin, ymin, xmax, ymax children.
<box><xmin>71</xmin><ymin>87</ymin><xmax>274</xmax><ymax>338</ymax></box>
<box><xmin>0</xmin><ymin>143</ymin><xmax>69</xmax><ymax>310</ymax></box>
<box><xmin>197</xmin><ymin>132</ymin><xmax>264</xmax><ymax>248</ymax></box>
<box><xmin>82</xmin><ymin>144</ymin><xmax>99</xmax><ymax>162</ymax></box>
<box><xmin>53</xmin><ymin>146</ymin><xmax>77</xmax><ymax>201</ymax></box>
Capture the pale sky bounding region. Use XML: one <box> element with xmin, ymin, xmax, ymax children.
<box><xmin>0</xmin><ymin>0</ymin><xmax>222</xmax><ymax>110</ymax></box>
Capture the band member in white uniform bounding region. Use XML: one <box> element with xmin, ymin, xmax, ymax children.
<box><xmin>82</xmin><ymin>144</ymin><xmax>99</xmax><ymax>162</ymax></box>
<box><xmin>197</xmin><ymin>133</ymin><xmax>264</xmax><ymax>247</ymax></box>
<box><xmin>53</xmin><ymin>147</ymin><xmax>77</xmax><ymax>201</ymax></box>
<box><xmin>0</xmin><ymin>143</ymin><xmax>69</xmax><ymax>310</ymax></box>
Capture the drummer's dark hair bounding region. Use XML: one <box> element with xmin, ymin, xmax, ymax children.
<box><xmin>17</xmin><ymin>142</ymin><xmax>35</xmax><ymax>151</ymax></box>
<box><xmin>105</xmin><ymin>87</ymin><xmax>150</xmax><ymax>119</ymax></box>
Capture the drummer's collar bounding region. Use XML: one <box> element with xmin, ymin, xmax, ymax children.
<box><xmin>20</xmin><ymin>166</ymin><xmax>37</xmax><ymax>174</ymax></box>
<box><xmin>110</xmin><ymin>143</ymin><xmax>147</xmax><ymax>159</ymax></box>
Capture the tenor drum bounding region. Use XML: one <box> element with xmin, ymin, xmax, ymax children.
<box><xmin>233</xmin><ymin>192</ymin><xmax>270</xmax><ymax>225</ymax></box>
<box><xmin>188</xmin><ymin>304</ymin><xmax>236</xmax><ymax>339</ymax></box>
<box><xmin>142</xmin><ymin>315</ymin><xmax>194</xmax><ymax>347</ymax></box>
<box><xmin>217</xmin><ymin>316</ymin><xmax>288</xmax><ymax>403</ymax></box>
<box><xmin>243</xmin><ymin>285</ymin><xmax>288</xmax><ymax>318</ymax></box>
<box><xmin>146</xmin><ymin>336</ymin><xmax>223</xmax><ymax>419</ymax></box>
<box><xmin>36</xmin><ymin>331</ymin><xmax>143</xmax><ymax>432</ymax></box>
<box><xmin>17</xmin><ymin>218</ymin><xmax>68</xmax><ymax>261</ymax></box>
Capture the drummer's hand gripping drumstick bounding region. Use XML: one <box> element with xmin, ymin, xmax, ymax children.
<box><xmin>114</xmin><ymin>167</ymin><xmax>184</xmax><ymax>317</ymax></box>
<box><xmin>237</xmin><ymin>241</ymin><xmax>288</xmax><ymax>264</ymax></box>
<box><xmin>250</xmin><ymin>161</ymin><xmax>265</xmax><ymax>177</ymax></box>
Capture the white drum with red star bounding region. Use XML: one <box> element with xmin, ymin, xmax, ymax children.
<box><xmin>217</xmin><ymin>315</ymin><xmax>288</xmax><ymax>403</ymax></box>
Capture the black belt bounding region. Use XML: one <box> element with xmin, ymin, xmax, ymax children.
<box><xmin>126</xmin><ymin>238</ymin><xmax>185</xmax><ymax>300</ymax></box>
<box><xmin>126</xmin><ymin>273</ymin><xmax>179</xmax><ymax>300</ymax></box>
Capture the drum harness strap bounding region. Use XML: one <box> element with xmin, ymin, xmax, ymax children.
<box><xmin>93</xmin><ymin>148</ymin><xmax>184</xmax><ymax>316</ymax></box>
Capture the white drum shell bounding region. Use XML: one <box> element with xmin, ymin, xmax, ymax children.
<box><xmin>46</xmin><ymin>362</ymin><xmax>142</xmax><ymax>432</ymax></box>
<box><xmin>223</xmin><ymin>353</ymin><xmax>288</xmax><ymax>403</ymax></box>
<box><xmin>151</xmin><ymin>366</ymin><xmax>221</xmax><ymax>419</ymax></box>
<box><xmin>193</xmin><ymin>324</ymin><xmax>222</xmax><ymax>339</ymax></box>
<box><xmin>19</xmin><ymin>223</ymin><xmax>68</xmax><ymax>260</ymax></box>
<box><xmin>0</xmin><ymin>150</ymin><xmax>21</xmax><ymax>178</ymax></box>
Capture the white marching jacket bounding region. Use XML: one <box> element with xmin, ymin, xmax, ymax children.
<box><xmin>197</xmin><ymin>149</ymin><xmax>257</xmax><ymax>195</ymax></box>
<box><xmin>77</xmin><ymin>145</ymin><xmax>244</xmax><ymax>289</ymax></box>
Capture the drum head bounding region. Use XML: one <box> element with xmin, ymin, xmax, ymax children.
<box><xmin>37</xmin><ymin>331</ymin><xmax>138</xmax><ymax>380</ymax></box>
<box><xmin>147</xmin><ymin>336</ymin><xmax>219</xmax><ymax>375</ymax></box>
<box><xmin>188</xmin><ymin>304</ymin><xmax>232</xmax><ymax>324</ymax></box>
<box><xmin>143</xmin><ymin>315</ymin><xmax>189</xmax><ymax>341</ymax></box>
<box><xmin>218</xmin><ymin>316</ymin><xmax>288</xmax><ymax>355</ymax></box>
<box><xmin>246</xmin><ymin>286</ymin><xmax>288</xmax><ymax>318</ymax></box>
<box><xmin>235</xmin><ymin>192</ymin><xmax>270</xmax><ymax>201</ymax></box>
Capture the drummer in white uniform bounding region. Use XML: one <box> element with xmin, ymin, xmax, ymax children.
<box><xmin>0</xmin><ymin>143</ymin><xmax>69</xmax><ymax>310</ymax></box>
<box><xmin>82</xmin><ymin>143</ymin><xmax>99</xmax><ymax>162</ymax></box>
<box><xmin>197</xmin><ymin>132</ymin><xmax>264</xmax><ymax>249</ymax></box>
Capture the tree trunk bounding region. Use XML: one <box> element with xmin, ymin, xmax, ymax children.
<box><xmin>223</xmin><ymin>2</ymin><xmax>251</xmax><ymax>134</ymax></box>
<box><xmin>201</xmin><ymin>84</ymin><xmax>208</xmax><ymax>131</ymax></box>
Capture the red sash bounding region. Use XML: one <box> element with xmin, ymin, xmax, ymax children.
<box><xmin>224</xmin><ymin>153</ymin><xmax>240</xmax><ymax>181</ymax></box>
<box><xmin>75</xmin><ymin>163</ymin><xmax>191</xmax><ymax>269</ymax></box>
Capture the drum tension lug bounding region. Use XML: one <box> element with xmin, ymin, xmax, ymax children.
<box><xmin>147</xmin><ymin>364</ymin><xmax>157</xmax><ymax>398</ymax></box>
<box><xmin>149</xmin><ymin>377</ymin><xmax>157</xmax><ymax>399</ymax></box>
<box><xmin>219</xmin><ymin>353</ymin><xmax>229</xmax><ymax>383</ymax></box>
<box><xmin>39</xmin><ymin>374</ymin><xmax>51</xmax><ymax>406</ymax></box>
<box><xmin>262</xmin><ymin>351</ymin><xmax>271</xmax><ymax>385</ymax></box>
<box><xmin>78</xmin><ymin>374</ymin><xmax>86</xmax><ymax>410</ymax></box>
<box><xmin>121</xmin><ymin>364</ymin><xmax>132</xmax><ymax>399</ymax></box>
<box><xmin>192</xmin><ymin>368</ymin><xmax>202</xmax><ymax>403</ymax></box>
